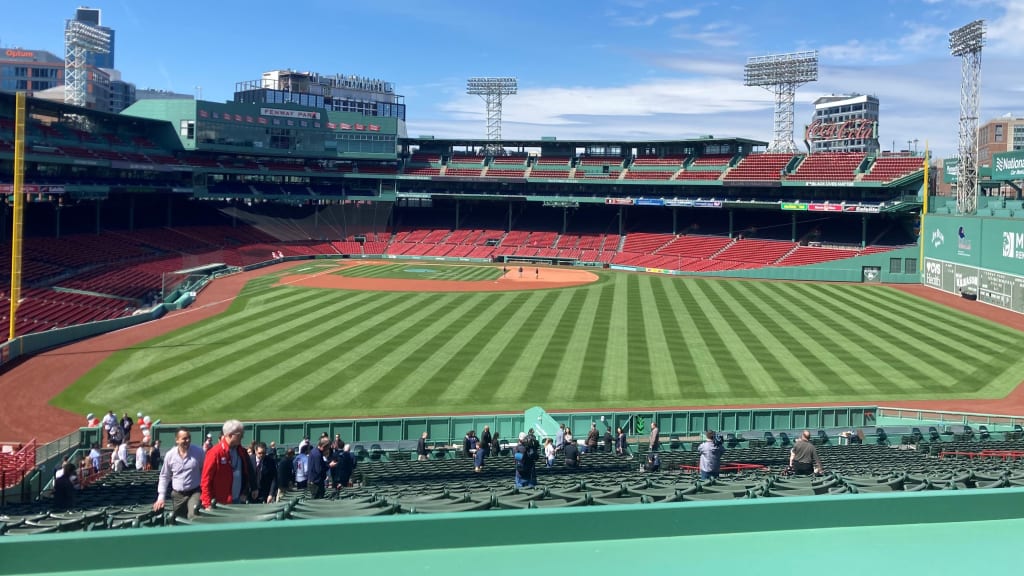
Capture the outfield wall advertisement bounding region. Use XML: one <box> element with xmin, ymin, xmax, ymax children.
<box><xmin>923</xmin><ymin>214</ymin><xmax>1024</xmax><ymax>313</ymax></box>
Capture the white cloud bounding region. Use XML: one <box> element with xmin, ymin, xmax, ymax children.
<box><xmin>986</xmin><ymin>0</ymin><xmax>1024</xmax><ymax>54</ymax></box>
<box><xmin>671</xmin><ymin>21</ymin><xmax>747</xmax><ymax>48</ymax></box>
<box><xmin>663</xmin><ymin>8</ymin><xmax>699</xmax><ymax>19</ymax></box>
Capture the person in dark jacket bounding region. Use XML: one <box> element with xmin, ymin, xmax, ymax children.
<box><xmin>276</xmin><ymin>448</ymin><xmax>295</xmax><ymax>502</ymax></box>
<box><xmin>336</xmin><ymin>444</ymin><xmax>357</xmax><ymax>488</ymax></box>
<box><xmin>416</xmin><ymin>431</ymin><xmax>429</xmax><ymax>461</ymax></box>
<box><xmin>52</xmin><ymin>462</ymin><xmax>78</xmax><ymax>510</ymax></box>
<box><xmin>480</xmin><ymin>426</ymin><xmax>492</xmax><ymax>458</ymax></box>
<box><xmin>249</xmin><ymin>442</ymin><xmax>277</xmax><ymax>503</ymax></box>
<box><xmin>563</xmin><ymin>438</ymin><xmax>581</xmax><ymax>468</ymax></box>
<box><xmin>603</xmin><ymin>426</ymin><xmax>614</xmax><ymax>453</ymax></box>
<box><xmin>307</xmin><ymin>437</ymin><xmax>331</xmax><ymax>499</ymax></box>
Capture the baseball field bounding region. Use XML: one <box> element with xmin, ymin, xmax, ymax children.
<box><xmin>49</xmin><ymin>262</ymin><xmax>1024</xmax><ymax>423</ymax></box>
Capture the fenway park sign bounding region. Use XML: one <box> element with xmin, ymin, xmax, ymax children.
<box><xmin>804</xmin><ymin>119</ymin><xmax>877</xmax><ymax>141</ymax></box>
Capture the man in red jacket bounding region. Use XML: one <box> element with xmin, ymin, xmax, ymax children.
<box><xmin>200</xmin><ymin>419</ymin><xmax>252</xmax><ymax>508</ymax></box>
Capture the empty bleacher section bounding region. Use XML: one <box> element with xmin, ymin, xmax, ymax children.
<box><xmin>861</xmin><ymin>155</ymin><xmax>924</xmax><ymax>182</ymax></box>
<box><xmin>787</xmin><ymin>152</ymin><xmax>865</xmax><ymax>181</ymax></box>
<box><xmin>723</xmin><ymin>153</ymin><xmax>794</xmax><ymax>181</ymax></box>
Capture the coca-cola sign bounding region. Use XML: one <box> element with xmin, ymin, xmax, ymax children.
<box><xmin>804</xmin><ymin>119</ymin><xmax>877</xmax><ymax>141</ymax></box>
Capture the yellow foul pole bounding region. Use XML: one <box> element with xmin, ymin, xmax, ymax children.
<box><xmin>9</xmin><ymin>92</ymin><xmax>26</xmax><ymax>341</ymax></box>
<box><xmin>919</xmin><ymin>142</ymin><xmax>929</xmax><ymax>274</ymax></box>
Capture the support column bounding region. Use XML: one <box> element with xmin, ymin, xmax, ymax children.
<box><xmin>55</xmin><ymin>205</ymin><xmax>61</xmax><ymax>239</ymax></box>
<box><xmin>128</xmin><ymin>195</ymin><xmax>135</xmax><ymax>232</ymax></box>
<box><xmin>166</xmin><ymin>195</ymin><xmax>173</xmax><ymax>227</ymax></box>
<box><xmin>672</xmin><ymin>207</ymin><xmax>678</xmax><ymax>235</ymax></box>
<box><xmin>618</xmin><ymin>207</ymin><xmax>624</xmax><ymax>236</ymax></box>
<box><xmin>313</xmin><ymin>205</ymin><xmax>319</xmax><ymax>238</ymax></box>
<box><xmin>455</xmin><ymin>200</ymin><xmax>461</xmax><ymax>230</ymax></box>
<box><xmin>562</xmin><ymin>207</ymin><xmax>567</xmax><ymax>234</ymax></box>
<box><xmin>95</xmin><ymin>200</ymin><xmax>101</xmax><ymax>234</ymax></box>
<box><xmin>791</xmin><ymin>213</ymin><xmax>797</xmax><ymax>242</ymax></box>
<box><xmin>861</xmin><ymin>216</ymin><xmax>868</xmax><ymax>249</ymax></box>
<box><xmin>728</xmin><ymin>209</ymin><xmax>734</xmax><ymax>239</ymax></box>
<box><xmin>507</xmin><ymin>201</ymin><xmax>512</xmax><ymax>232</ymax></box>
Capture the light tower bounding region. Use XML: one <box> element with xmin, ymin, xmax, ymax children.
<box><xmin>949</xmin><ymin>20</ymin><xmax>985</xmax><ymax>215</ymax></box>
<box><xmin>744</xmin><ymin>51</ymin><xmax>818</xmax><ymax>153</ymax></box>
<box><xmin>64</xmin><ymin>18</ymin><xmax>110</xmax><ymax>108</ymax></box>
<box><xmin>466</xmin><ymin>77</ymin><xmax>517</xmax><ymax>154</ymax></box>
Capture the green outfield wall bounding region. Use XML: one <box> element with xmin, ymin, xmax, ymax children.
<box><xmin>923</xmin><ymin>214</ymin><xmax>1024</xmax><ymax>313</ymax></box>
<box><xmin>79</xmin><ymin>406</ymin><xmax>877</xmax><ymax>451</ymax></box>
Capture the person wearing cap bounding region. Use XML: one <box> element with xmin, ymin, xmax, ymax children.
<box><xmin>202</xmin><ymin>433</ymin><xmax>213</xmax><ymax>452</ymax></box>
<box><xmin>136</xmin><ymin>412</ymin><xmax>145</xmax><ymax>428</ymax></box>
<box><xmin>86</xmin><ymin>413</ymin><xmax>99</xmax><ymax>427</ymax></box>
<box><xmin>153</xmin><ymin>428</ymin><xmax>205</xmax><ymax>519</ymax></box>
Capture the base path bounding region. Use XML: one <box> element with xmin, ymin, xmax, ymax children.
<box><xmin>1</xmin><ymin>270</ymin><xmax>1022</xmax><ymax>444</ymax></box>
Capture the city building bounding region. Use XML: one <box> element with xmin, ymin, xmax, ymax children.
<box><xmin>978</xmin><ymin>113</ymin><xmax>1024</xmax><ymax>167</ymax></box>
<box><xmin>74</xmin><ymin>6</ymin><xmax>115</xmax><ymax>69</ymax></box>
<box><xmin>804</xmin><ymin>93</ymin><xmax>880</xmax><ymax>154</ymax></box>
<box><xmin>0</xmin><ymin>49</ymin><xmax>65</xmax><ymax>94</ymax></box>
<box><xmin>234</xmin><ymin>69</ymin><xmax>406</xmax><ymax>121</ymax></box>
<box><xmin>135</xmin><ymin>88</ymin><xmax>194</xmax><ymax>101</ymax></box>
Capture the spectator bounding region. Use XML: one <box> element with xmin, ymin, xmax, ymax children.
<box><xmin>789</xmin><ymin>430</ymin><xmax>824</xmax><ymax>475</ymax></box>
<box><xmin>544</xmin><ymin>438</ymin><xmax>555</xmax><ymax>468</ymax></box>
<box><xmin>586</xmin><ymin>423</ymin><xmax>599</xmax><ymax>453</ymax></box>
<box><xmin>153</xmin><ymin>428</ymin><xmax>204</xmax><ymax>519</ymax></box>
<box><xmin>86</xmin><ymin>413</ymin><xmax>99</xmax><ymax>427</ymax></box>
<box><xmin>135</xmin><ymin>440</ymin><xmax>150</xmax><ymax>470</ymax></box>
<box><xmin>336</xmin><ymin>444</ymin><xmax>357</xmax><ymax>488</ymax></box>
<box><xmin>473</xmin><ymin>435</ymin><xmax>485</xmax><ymax>473</ymax></box>
<box><xmin>202</xmin><ymin>433</ymin><xmax>213</xmax><ymax>452</ymax></box>
<box><xmin>697</xmin><ymin>431</ymin><xmax>725</xmax><ymax>480</ymax></box>
<box><xmin>480</xmin><ymin>426</ymin><xmax>492</xmax><ymax>459</ymax></box>
<box><xmin>200</xmin><ymin>419</ymin><xmax>253</xmax><ymax>508</ymax></box>
<box><xmin>276</xmin><ymin>448</ymin><xmax>295</xmax><ymax>502</ymax></box>
<box><xmin>555</xmin><ymin>424</ymin><xmax>566</xmax><ymax>451</ymax></box>
<box><xmin>87</xmin><ymin>443</ymin><xmax>102</xmax><ymax>473</ymax></box>
<box><xmin>53</xmin><ymin>462</ymin><xmax>78</xmax><ymax>510</ymax></box>
<box><xmin>563</xmin><ymin>436</ymin><xmax>581</xmax><ymax>469</ymax></box>
<box><xmin>513</xmin><ymin>432</ymin><xmax>537</xmax><ymax>488</ymax></box>
<box><xmin>250</xmin><ymin>442</ymin><xmax>277</xmax><ymax>504</ymax></box>
<box><xmin>615</xmin><ymin>427</ymin><xmax>628</xmax><ymax>457</ymax></box>
<box><xmin>603</xmin><ymin>426</ymin><xmax>614</xmax><ymax>453</ymax></box>
<box><xmin>649</xmin><ymin>421</ymin><xmax>661</xmax><ymax>452</ymax></box>
<box><xmin>112</xmin><ymin>440</ymin><xmax>128</xmax><ymax>472</ymax></box>
<box><xmin>293</xmin><ymin>444</ymin><xmax>310</xmax><ymax>489</ymax></box>
<box><xmin>121</xmin><ymin>413</ymin><xmax>134</xmax><ymax>445</ymax></box>
<box><xmin>416</xmin><ymin>431</ymin><xmax>429</xmax><ymax>461</ymax></box>
<box><xmin>307</xmin><ymin>437</ymin><xmax>331</xmax><ymax>499</ymax></box>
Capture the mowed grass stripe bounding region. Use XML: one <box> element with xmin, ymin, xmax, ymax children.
<box><xmin>744</xmin><ymin>282</ymin><xmax>898</xmax><ymax>392</ymax></box>
<box><xmin>646</xmin><ymin>278</ymin><xmax>702</xmax><ymax>397</ymax></box>
<box><xmin>661</xmin><ymin>280</ymin><xmax>730</xmax><ymax>399</ymax></box>
<box><xmin>434</xmin><ymin>292</ymin><xmax>536</xmax><ymax>405</ymax></box>
<box><xmin>490</xmin><ymin>289</ymin><xmax>578</xmax><ymax>403</ymax></box>
<box><xmin>624</xmin><ymin>275</ymin><xmax>654</xmax><ymax>402</ymax></box>
<box><xmin>261</xmin><ymin>293</ymin><xmax>467</xmax><ymax>412</ymax></box>
<box><xmin>333</xmin><ymin>292</ymin><xmax>531</xmax><ymax>407</ymax></box>
<box><xmin>683</xmin><ymin>280</ymin><xmax>783</xmax><ymax>398</ymax></box>
<box><xmin>805</xmin><ymin>284</ymin><xmax>986</xmax><ymax>380</ymax></box>
<box><xmin>600</xmin><ymin>274</ymin><xmax>630</xmax><ymax>401</ymax></box>
<box><xmin>546</xmin><ymin>285</ymin><xmax>605</xmax><ymax>404</ymax></box>
<box><xmin>772</xmin><ymin>282</ymin><xmax>951</xmax><ymax>390</ymax></box>
<box><xmin>578</xmin><ymin>283</ymin><xmax>615</xmax><ymax>399</ymax></box>
<box><xmin>351</xmin><ymin>293</ymin><xmax>498</xmax><ymax>409</ymax></box>
<box><xmin>869</xmin><ymin>286</ymin><xmax>1021</xmax><ymax>348</ymax></box>
<box><xmin>526</xmin><ymin>288</ymin><xmax>590</xmax><ymax>404</ymax></box>
<box><xmin>735</xmin><ymin>281</ymin><xmax>885</xmax><ymax>395</ymax></box>
<box><xmin>710</xmin><ymin>281</ymin><xmax>832</xmax><ymax>396</ymax></box>
<box><xmin>168</xmin><ymin>292</ymin><xmax>433</xmax><ymax>414</ymax></box>
<box><xmin>136</xmin><ymin>291</ymin><xmax>415</xmax><ymax>410</ymax></box>
<box><xmin>783</xmin><ymin>284</ymin><xmax>967</xmax><ymax>389</ymax></box>
<box><xmin>486</xmin><ymin>291</ymin><xmax>568</xmax><ymax>403</ymax></box>
<box><xmin>856</xmin><ymin>286</ymin><xmax>1015</xmax><ymax>353</ymax></box>
<box><xmin>416</xmin><ymin>292</ymin><xmax>536</xmax><ymax>407</ymax></box>
<box><xmin>636</xmin><ymin>276</ymin><xmax>681</xmax><ymax>401</ymax></box>
<box><xmin>87</xmin><ymin>289</ymin><xmax>363</xmax><ymax>402</ymax></box>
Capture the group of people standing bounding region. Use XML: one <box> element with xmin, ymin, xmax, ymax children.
<box><xmin>151</xmin><ymin>420</ymin><xmax>359</xmax><ymax>520</ymax></box>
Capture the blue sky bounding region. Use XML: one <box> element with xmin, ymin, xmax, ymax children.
<box><xmin>3</xmin><ymin>0</ymin><xmax>1024</xmax><ymax>157</ymax></box>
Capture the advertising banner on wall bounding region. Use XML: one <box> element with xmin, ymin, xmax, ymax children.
<box><xmin>943</xmin><ymin>158</ymin><xmax>959</xmax><ymax>183</ymax></box>
<box><xmin>991</xmin><ymin>151</ymin><xmax>1024</xmax><ymax>181</ymax></box>
<box><xmin>923</xmin><ymin>214</ymin><xmax>981</xmax><ymax>266</ymax></box>
<box><xmin>980</xmin><ymin>217</ymin><xmax>1024</xmax><ymax>276</ymax></box>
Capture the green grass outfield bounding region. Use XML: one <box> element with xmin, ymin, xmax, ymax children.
<box><xmin>335</xmin><ymin>263</ymin><xmax>502</xmax><ymax>281</ymax></box>
<box><xmin>52</xmin><ymin>268</ymin><xmax>1024</xmax><ymax>423</ymax></box>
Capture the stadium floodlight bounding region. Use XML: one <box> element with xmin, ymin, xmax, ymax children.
<box><xmin>744</xmin><ymin>51</ymin><xmax>818</xmax><ymax>153</ymax></box>
<box><xmin>949</xmin><ymin>20</ymin><xmax>985</xmax><ymax>215</ymax></box>
<box><xmin>466</xmin><ymin>77</ymin><xmax>517</xmax><ymax>154</ymax></box>
<box><xmin>64</xmin><ymin>19</ymin><xmax>110</xmax><ymax>108</ymax></box>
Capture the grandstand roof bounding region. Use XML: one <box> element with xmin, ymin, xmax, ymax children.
<box><xmin>400</xmin><ymin>136</ymin><xmax>768</xmax><ymax>150</ymax></box>
<box><xmin>0</xmin><ymin>91</ymin><xmax>170</xmax><ymax>132</ymax></box>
